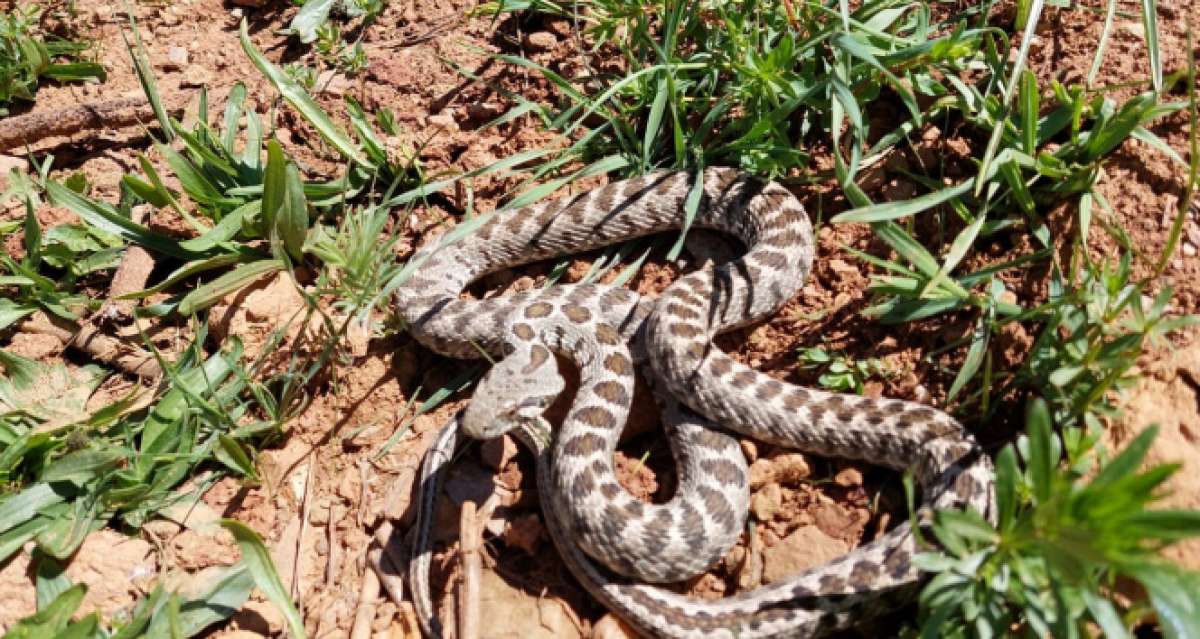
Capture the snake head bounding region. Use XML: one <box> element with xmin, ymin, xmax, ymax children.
<box><xmin>462</xmin><ymin>347</ymin><xmax>566</xmax><ymax>440</ymax></box>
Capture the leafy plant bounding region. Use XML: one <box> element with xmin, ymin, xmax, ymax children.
<box><xmin>0</xmin><ymin>161</ymin><xmax>120</xmax><ymax>332</ymax></box>
<box><xmin>0</xmin><ymin>4</ymin><xmax>105</xmax><ymax>114</ymax></box>
<box><xmin>476</xmin><ymin>0</ymin><xmax>993</xmax><ymax>185</ymax></box>
<box><xmin>287</xmin><ymin>0</ymin><xmax>387</xmax><ymax>45</ymax></box>
<box><xmin>798</xmin><ymin>346</ymin><xmax>887</xmax><ymax>394</ymax></box>
<box><xmin>914</xmin><ymin>398</ymin><xmax>1200</xmax><ymax>638</ymax></box>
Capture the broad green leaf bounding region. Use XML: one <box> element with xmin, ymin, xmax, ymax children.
<box><xmin>0</xmin><ymin>299</ymin><xmax>35</xmax><ymax>331</ymax></box>
<box><xmin>994</xmin><ymin>445</ymin><xmax>1018</xmax><ymax>530</ymax></box>
<box><xmin>0</xmin><ymin>483</ymin><xmax>65</xmax><ymax>536</ymax></box>
<box><xmin>1</xmin><ymin>583</ymin><xmax>86</xmax><ymax>638</ymax></box>
<box><xmin>287</xmin><ymin>0</ymin><xmax>336</xmax><ymax>43</ymax></box>
<box><xmin>41</xmin><ymin>448</ymin><xmax>124</xmax><ymax>483</ymax></box>
<box><xmin>177</xmin><ymin>259</ymin><xmax>285</xmax><ymax>316</ymax></box>
<box><xmin>1025</xmin><ymin>398</ymin><xmax>1055</xmax><ymax>502</ymax></box>
<box><xmin>239</xmin><ymin>20</ymin><xmax>369</xmax><ymax>167</ymax></box>
<box><xmin>46</xmin><ymin>181</ymin><xmax>194</xmax><ymax>259</ymax></box>
<box><xmin>33</xmin><ymin>550</ymin><xmax>71</xmax><ymax>611</ymax></box>
<box><xmin>220</xmin><ymin>520</ymin><xmax>308</xmax><ymax>639</ymax></box>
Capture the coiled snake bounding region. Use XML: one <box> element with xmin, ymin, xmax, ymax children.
<box><xmin>392</xmin><ymin>168</ymin><xmax>995</xmax><ymax>637</ymax></box>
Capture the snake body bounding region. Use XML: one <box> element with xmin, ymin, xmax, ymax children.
<box><xmin>393</xmin><ymin>168</ymin><xmax>995</xmax><ymax>637</ymax></box>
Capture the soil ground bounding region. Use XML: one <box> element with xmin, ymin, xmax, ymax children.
<box><xmin>0</xmin><ymin>0</ymin><xmax>1197</xmax><ymax>637</ymax></box>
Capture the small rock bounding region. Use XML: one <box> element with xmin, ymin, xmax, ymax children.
<box><xmin>749</xmin><ymin>452</ymin><xmax>811</xmax><ymax>489</ymax></box>
<box><xmin>467</xmin><ymin>103</ymin><xmax>504</xmax><ymax>121</ymax></box>
<box><xmin>427</xmin><ymin>111</ymin><xmax>459</xmax><ymax>133</ymax></box>
<box><xmin>237</xmin><ymin>597</ymin><xmax>286</xmax><ymax>635</ymax></box>
<box><xmin>750</xmin><ymin>483</ymin><xmax>782</xmax><ymax>521</ymax></box>
<box><xmin>594</xmin><ymin>613</ymin><xmax>639</xmax><ymax>639</ymax></box>
<box><xmin>165</xmin><ymin>46</ymin><xmax>189</xmax><ymax>70</ymax></box>
<box><xmin>478</xmin><ymin>569</ymin><xmax>582</xmax><ymax>637</ymax></box>
<box><xmin>316</xmin><ymin>70</ymin><xmax>353</xmax><ymax>97</ymax></box>
<box><xmin>181</xmin><ymin>64</ymin><xmax>212</xmax><ymax>88</ymax></box>
<box><xmin>761</xmin><ymin>526</ymin><xmax>850</xmax><ymax>584</ymax></box>
<box><xmin>0</xmin><ymin>155</ymin><xmax>30</xmax><ymax>192</ymax></box>
<box><xmin>827</xmin><ymin>258</ymin><xmax>858</xmax><ymax>275</ymax></box>
<box><xmin>834</xmin><ymin>467</ymin><xmax>862</xmax><ymax>487</ymax></box>
<box><xmin>523</xmin><ymin>31</ymin><xmax>558</xmax><ymax>52</ymax></box>
<box><xmin>1183</xmin><ymin>243</ymin><xmax>1196</xmax><ymax>257</ymax></box>
<box><xmin>158</xmin><ymin>9</ymin><xmax>181</xmax><ymax>26</ymax></box>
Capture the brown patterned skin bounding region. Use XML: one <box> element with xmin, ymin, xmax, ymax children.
<box><xmin>393</xmin><ymin>168</ymin><xmax>996</xmax><ymax>638</ymax></box>
<box><xmin>461</xmin><ymin>299</ymin><xmax>750</xmax><ymax>583</ymax></box>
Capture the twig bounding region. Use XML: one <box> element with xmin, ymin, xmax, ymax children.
<box><xmin>457</xmin><ymin>501</ymin><xmax>482</xmax><ymax>639</ymax></box>
<box><xmin>326</xmin><ymin>502</ymin><xmax>341</xmax><ymax>588</ymax></box>
<box><xmin>0</xmin><ymin>96</ymin><xmax>186</xmax><ymax>152</ymax></box>
<box><xmin>350</xmin><ymin>555</ymin><xmax>382</xmax><ymax>639</ymax></box>
<box><xmin>19</xmin><ymin>312</ymin><xmax>162</xmax><ymax>378</ymax></box>
<box><xmin>96</xmin><ymin>206</ymin><xmax>157</xmax><ymax>324</ymax></box>
<box><xmin>293</xmin><ymin>453</ymin><xmax>316</xmax><ymax>601</ymax></box>
<box><xmin>457</xmin><ymin>492</ymin><xmax>502</xmax><ymax>639</ymax></box>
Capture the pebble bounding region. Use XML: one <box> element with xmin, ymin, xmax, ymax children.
<box><xmin>833</xmin><ymin>467</ymin><xmax>863</xmax><ymax>487</ymax></box>
<box><xmin>427</xmin><ymin>111</ymin><xmax>459</xmax><ymax>133</ymax></box>
<box><xmin>0</xmin><ymin>156</ymin><xmax>30</xmax><ymax>191</ymax></box>
<box><xmin>750</xmin><ymin>482</ymin><xmax>782</xmax><ymax>521</ymax></box>
<box><xmin>523</xmin><ymin>31</ymin><xmax>558</xmax><ymax>51</ymax></box>
<box><xmin>181</xmin><ymin>64</ymin><xmax>212</xmax><ymax>88</ymax></box>
<box><xmin>165</xmin><ymin>46</ymin><xmax>189</xmax><ymax>70</ymax></box>
<box><xmin>761</xmin><ymin>526</ymin><xmax>849</xmax><ymax>584</ymax></box>
<box><xmin>594</xmin><ymin>614</ymin><xmax>639</xmax><ymax>639</ymax></box>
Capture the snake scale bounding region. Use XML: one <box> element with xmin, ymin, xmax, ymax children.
<box><xmin>393</xmin><ymin>168</ymin><xmax>996</xmax><ymax>637</ymax></box>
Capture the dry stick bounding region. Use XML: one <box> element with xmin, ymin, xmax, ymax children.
<box><xmin>0</xmin><ymin>96</ymin><xmax>185</xmax><ymax>153</ymax></box>
<box><xmin>326</xmin><ymin>502</ymin><xmax>341</xmax><ymax>588</ymax></box>
<box><xmin>20</xmin><ymin>312</ymin><xmax>162</xmax><ymax>377</ymax></box>
<box><xmin>457</xmin><ymin>493</ymin><xmax>501</xmax><ymax>639</ymax></box>
<box><xmin>19</xmin><ymin>204</ymin><xmax>161</xmax><ymax>377</ymax></box>
<box><xmin>97</xmin><ymin>206</ymin><xmax>157</xmax><ymax>323</ymax></box>
<box><xmin>350</xmin><ymin>557</ymin><xmax>382</xmax><ymax>639</ymax></box>
<box><xmin>457</xmin><ymin>500</ymin><xmax>482</xmax><ymax>639</ymax></box>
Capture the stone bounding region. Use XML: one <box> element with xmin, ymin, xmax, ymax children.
<box><xmin>750</xmin><ymin>482</ymin><xmax>782</xmax><ymax>521</ymax></box>
<box><xmin>761</xmin><ymin>526</ymin><xmax>850</xmax><ymax>584</ymax></box>
<box><xmin>165</xmin><ymin>46</ymin><xmax>189</xmax><ymax>70</ymax></box>
<box><xmin>181</xmin><ymin>64</ymin><xmax>212</xmax><ymax>88</ymax></box>
<box><xmin>523</xmin><ymin>31</ymin><xmax>558</xmax><ymax>52</ymax></box>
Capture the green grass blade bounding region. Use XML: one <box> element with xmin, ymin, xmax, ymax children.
<box><xmin>220</xmin><ymin>520</ymin><xmax>308</xmax><ymax>639</ymax></box>
<box><xmin>239</xmin><ymin>20</ymin><xmax>369</xmax><ymax>167</ymax></box>
<box><xmin>975</xmin><ymin>0</ymin><xmax>1044</xmax><ymax>197</ymax></box>
<box><xmin>45</xmin><ymin>181</ymin><xmax>194</xmax><ymax>259</ymax></box>
<box><xmin>177</xmin><ymin>259</ymin><xmax>285</xmax><ymax>316</ymax></box>
<box><xmin>1087</xmin><ymin>0</ymin><xmax>1118</xmax><ymax>86</ymax></box>
<box><xmin>1139</xmin><ymin>0</ymin><xmax>1161</xmax><ymax>92</ymax></box>
<box><xmin>121</xmin><ymin>13</ymin><xmax>172</xmax><ymax>141</ymax></box>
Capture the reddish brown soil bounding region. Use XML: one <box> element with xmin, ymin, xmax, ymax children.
<box><xmin>0</xmin><ymin>0</ymin><xmax>1196</xmax><ymax>637</ymax></box>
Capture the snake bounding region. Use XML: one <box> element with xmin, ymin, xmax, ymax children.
<box><xmin>392</xmin><ymin>167</ymin><xmax>996</xmax><ymax>637</ymax></box>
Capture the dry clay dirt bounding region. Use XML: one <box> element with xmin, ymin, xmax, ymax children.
<box><xmin>0</xmin><ymin>0</ymin><xmax>1198</xmax><ymax>637</ymax></box>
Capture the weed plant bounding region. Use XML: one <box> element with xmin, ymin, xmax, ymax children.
<box><xmin>0</xmin><ymin>4</ymin><xmax>104</xmax><ymax>115</ymax></box>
